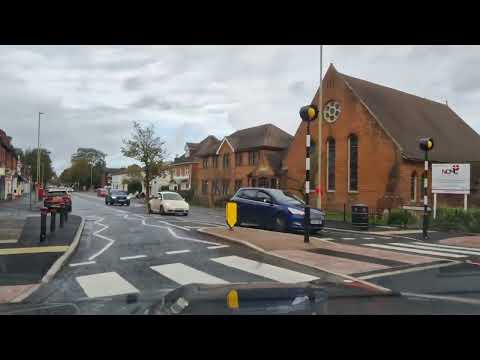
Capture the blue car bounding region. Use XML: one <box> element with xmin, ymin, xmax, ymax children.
<box><xmin>230</xmin><ymin>187</ymin><xmax>325</xmax><ymax>233</ymax></box>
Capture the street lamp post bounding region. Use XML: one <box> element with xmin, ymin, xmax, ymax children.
<box><xmin>299</xmin><ymin>105</ymin><xmax>319</xmax><ymax>243</ymax></box>
<box><xmin>36</xmin><ymin>112</ymin><xmax>44</xmax><ymax>198</ymax></box>
<box><xmin>316</xmin><ymin>45</ymin><xmax>323</xmax><ymax>210</ymax></box>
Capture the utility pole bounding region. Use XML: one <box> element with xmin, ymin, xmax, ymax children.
<box><xmin>316</xmin><ymin>45</ymin><xmax>323</xmax><ymax>210</ymax></box>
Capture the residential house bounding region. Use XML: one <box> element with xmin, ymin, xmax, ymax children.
<box><xmin>283</xmin><ymin>64</ymin><xmax>480</xmax><ymax>213</ymax></box>
<box><xmin>0</xmin><ymin>129</ymin><xmax>19</xmax><ymax>200</ymax></box>
<box><xmin>196</xmin><ymin>124</ymin><xmax>293</xmax><ymax>207</ymax></box>
<box><xmin>110</xmin><ymin>169</ymin><xmax>129</xmax><ymax>191</ymax></box>
<box><xmin>169</xmin><ymin>137</ymin><xmax>219</xmax><ymax>193</ymax></box>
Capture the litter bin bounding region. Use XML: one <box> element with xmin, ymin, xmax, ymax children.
<box><xmin>352</xmin><ymin>204</ymin><xmax>369</xmax><ymax>230</ymax></box>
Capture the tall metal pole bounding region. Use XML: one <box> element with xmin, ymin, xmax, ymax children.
<box><xmin>422</xmin><ymin>151</ymin><xmax>429</xmax><ymax>239</ymax></box>
<box><xmin>305</xmin><ymin>120</ymin><xmax>311</xmax><ymax>243</ymax></box>
<box><xmin>316</xmin><ymin>45</ymin><xmax>323</xmax><ymax>210</ymax></box>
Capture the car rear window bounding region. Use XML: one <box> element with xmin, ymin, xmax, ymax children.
<box><xmin>48</xmin><ymin>191</ymin><xmax>67</xmax><ymax>196</ymax></box>
<box><xmin>162</xmin><ymin>193</ymin><xmax>182</xmax><ymax>200</ymax></box>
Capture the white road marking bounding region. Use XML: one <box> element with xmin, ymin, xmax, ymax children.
<box><xmin>212</xmin><ymin>256</ymin><xmax>319</xmax><ymax>283</ymax></box>
<box><xmin>341</xmin><ymin>237</ymin><xmax>356</xmax><ymax>240</ymax></box>
<box><xmin>0</xmin><ymin>239</ymin><xmax>18</xmax><ymax>244</ymax></box>
<box><xmin>76</xmin><ymin>272</ymin><xmax>139</xmax><ymax>298</ymax></box>
<box><xmin>69</xmin><ymin>261</ymin><xmax>96</xmax><ymax>267</ymax></box>
<box><xmin>151</xmin><ymin>263</ymin><xmax>229</xmax><ymax>285</ymax></box>
<box><xmin>120</xmin><ymin>255</ymin><xmax>148</xmax><ymax>260</ymax></box>
<box><xmin>390</xmin><ymin>242</ymin><xmax>480</xmax><ymax>256</ymax></box>
<box><xmin>363</xmin><ymin>237</ymin><xmax>376</xmax><ymax>240</ymax></box>
<box><xmin>358</xmin><ymin>261</ymin><xmax>461</xmax><ymax>280</ymax></box>
<box><xmin>412</xmin><ymin>242</ymin><xmax>480</xmax><ymax>252</ymax></box>
<box><xmin>165</xmin><ymin>250</ymin><xmax>191</xmax><ymax>255</ymax></box>
<box><xmin>88</xmin><ymin>217</ymin><xmax>116</xmax><ymax>261</ymax></box>
<box><xmin>364</xmin><ymin>243</ymin><xmax>467</xmax><ymax>258</ymax></box>
<box><xmin>166</xmin><ymin>227</ymin><xmax>220</xmax><ymax>245</ymax></box>
<box><xmin>207</xmin><ymin>245</ymin><xmax>230</xmax><ymax>249</ymax></box>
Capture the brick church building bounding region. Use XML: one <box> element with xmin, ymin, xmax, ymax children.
<box><xmin>283</xmin><ymin>64</ymin><xmax>480</xmax><ymax>213</ymax></box>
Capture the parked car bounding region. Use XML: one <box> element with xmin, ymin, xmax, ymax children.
<box><xmin>105</xmin><ymin>190</ymin><xmax>130</xmax><ymax>206</ymax></box>
<box><xmin>44</xmin><ymin>188</ymin><xmax>72</xmax><ymax>212</ymax></box>
<box><xmin>230</xmin><ymin>187</ymin><xmax>325</xmax><ymax>233</ymax></box>
<box><xmin>97</xmin><ymin>188</ymin><xmax>108</xmax><ymax>197</ymax></box>
<box><xmin>148</xmin><ymin>191</ymin><xmax>189</xmax><ymax>215</ymax></box>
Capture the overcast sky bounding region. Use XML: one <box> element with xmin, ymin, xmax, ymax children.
<box><xmin>1</xmin><ymin>45</ymin><xmax>479</xmax><ymax>175</ymax></box>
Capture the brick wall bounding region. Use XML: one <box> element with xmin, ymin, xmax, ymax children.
<box><xmin>284</xmin><ymin>66</ymin><xmax>415</xmax><ymax>212</ymax></box>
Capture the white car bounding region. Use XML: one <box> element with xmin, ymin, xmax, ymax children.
<box><xmin>149</xmin><ymin>191</ymin><xmax>189</xmax><ymax>216</ymax></box>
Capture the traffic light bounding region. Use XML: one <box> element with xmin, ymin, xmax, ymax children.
<box><xmin>419</xmin><ymin>137</ymin><xmax>434</xmax><ymax>152</ymax></box>
<box><xmin>299</xmin><ymin>105</ymin><xmax>319</xmax><ymax>122</ymax></box>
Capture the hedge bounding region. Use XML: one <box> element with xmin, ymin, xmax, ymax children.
<box><xmin>387</xmin><ymin>209</ymin><xmax>418</xmax><ymax>228</ymax></box>
<box><xmin>432</xmin><ymin>208</ymin><xmax>480</xmax><ymax>233</ymax></box>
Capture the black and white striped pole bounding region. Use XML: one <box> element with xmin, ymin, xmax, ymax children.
<box><xmin>300</xmin><ymin>105</ymin><xmax>319</xmax><ymax>243</ymax></box>
<box><xmin>419</xmin><ymin>137</ymin><xmax>434</xmax><ymax>240</ymax></box>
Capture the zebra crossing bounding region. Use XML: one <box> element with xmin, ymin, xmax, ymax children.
<box><xmin>74</xmin><ymin>255</ymin><xmax>320</xmax><ymax>299</ymax></box>
<box><xmin>363</xmin><ymin>241</ymin><xmax>480</xmax><ymax>259</ymax></box>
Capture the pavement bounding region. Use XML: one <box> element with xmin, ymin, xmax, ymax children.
<box><xmin>0</xmin><ymin>194</ymin><xmax>83</xmax><ymax>303</ymax></box>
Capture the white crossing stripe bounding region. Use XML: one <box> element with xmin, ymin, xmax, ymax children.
<box><xmin>390</xmin><ymin>243</ymin><xmax>480</xmax><ymax>256</ymax></box>
<box><xmin>364</xmin><ymin>243</ymin><xmax>467</xmax><ymax>258</ymax></box>
<box><xmin>151</xmin><ymin>263</ymin><xmax>229</xmax><ymax>285</ymax></box>
<box><xmin>76</xmin><ymin>272</ymin><xmax>139</xmax><ymax>298</ymax></box>
<box><xmin>341</xmin><ymin>237</ymin><xmax>356</xmax><ymax>240</ymax></box>
<box><xmin>412</xmin><ymin>242</ymin><xmax>480</xmax><ymax>252</ymax></box>
<box><xmin>362</xmin><ymin>237</ymin><xmax>375</xmax><ymax>240</ymax></box>
<box><xmin>120</xmin><ymin>255</ymin><xmax>147</xmax><ymax>260</ymax></box>
<box><xmin>165</xmin><ymin>250</ymin><xmax>191</xmax><ymax>255</ymax></box>
<box><xmin>69</xmin><ymin>261</ymin><xmax>96</xmax><ymax>267</ymax></box>
<box><xmin>207</xmin><ymin>245</ymin><xmax>230</xmax><ymax>249</ymax></box>
<box><xmin>211</xmin><ymin>256</ymin><xmax>318</xmax><ymax>283</ymax></box>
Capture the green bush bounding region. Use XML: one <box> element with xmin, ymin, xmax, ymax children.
<box><xmin>387</xmin><ymin>209</ymin><xmax>418</xmax><ymax>227</ymax></box>
<box><xmin>127</xmin><ymin>181</ymin><xmax>142</xmax><ymax>195</ymax></box>
<box><xmin>432</xmin><ymin>208</ymin><xmax>480</xmax><ymax>233</ymax></box>
<box><xmin>178</xmin><ymin>189</ymin><xmax>194</xmax><ymax>202</ymax></box>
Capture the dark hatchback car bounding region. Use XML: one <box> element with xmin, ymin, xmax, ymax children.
<box><xmin>230</xmin><ymin>188</ymin><xmax>325</xmax><ymax>233</ymax></box>
<box><xmin>105</xmin><ymin>190</ymin><xmax>130</xmax><ymax>206</ymax></box>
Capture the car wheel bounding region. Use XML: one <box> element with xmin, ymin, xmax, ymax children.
<box><xmin>160</xmin><ymin>206</ymin><xmax>165</xmax><ymax>215</ymax></box>
<box><xmin>273</xmin><ymin>213</ymin><xmax>288</xmax><ymax>232</ymax></box>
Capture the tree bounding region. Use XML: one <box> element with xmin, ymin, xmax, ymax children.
<box><xmin>121</xmin><ymin>121</ymin><xmax>166</xmax><ymax>211</ymax></box>
<box><xmin>70</xmin><ymin>148</ymin><xmax>107</xmax><ymax>189</ymax></box>
<box><xmin>22</xmin><ymin>148</ymin><xmax>55</xmax><ymax>186</ymax></box>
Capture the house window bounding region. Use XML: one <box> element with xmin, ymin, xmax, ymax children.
<box><xmin>212</xmin><ymin>180</ymin><xmax>220</xmax><ymax>195</ymax></box>
<box><xmin>185</xmin><ymin>167</ymin><xmax>189</xmax><ymax>176</ymax></box>
<box><xmin>202</xmin><ymin>180</ymin><xmax>208</xmax><ymax>194</ymax></box>
<box><xmin>410</xmin><ymin>172</ymin><xmax>417</xmax><ymax>202</ymax></box>
<box><xmin>235</xmin><ymin>152</ymin><xmax>242</xmax><ymax>167</ymax></box>
<box><xmin>327</xmin><ymin>138</ymin><xmax>336</xmax><ymax>191</ymax></box>
<box><xmin>222</xmin><ymin>180</ymin><xmax>230</xmax><ymax>195</ymax></box>
<box><xmin>203</xmin><ymin>158</ymin><xmax>208</xmax><ymax>168</ymax></box>
<box><xmin>270</xmin><ymin>178</ymin><xmax>277</xmax><ymax>189</ymax></box>
<box><xmin>258</xmin><ymin>177</ymin><xmax>268</xmax><ymax>188</ymax></box>
<box><xmin>348</xmin><ymin>135</ymin><xmax>358</xmax><ymax>192</ymax></box>
<box><xmin>223</xmin><ymin>154</ymin><xmax>229</xmax><ymax>169</ymax></box>
<box><xmin>212</xmin><ymin>155</ymin><xmax>219</xmax><ymax>168</ymax></box>
<box><xmin>248</xmin><ymin>151</ymin><xmax>259</xmax><ymax>166</ymax></box>
<box><xmin>234</xmin><ymin>179</ymin><xmax>242</xmax><ymax>191</ymax></box>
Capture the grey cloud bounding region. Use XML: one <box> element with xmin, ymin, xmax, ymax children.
<box><xmin>124</xmin><ymin>76</ymin><xmax>144</xmax><ymax>91</ymax></box>
<box><xmin>288</xmin><ymin>80</ymin><xmax>305</xmax><ymax>95</ymax></box>
<box><xmin>131</xmin><ymin>96</ymin><xmax>173</xmax><ymax>110</ymax></box>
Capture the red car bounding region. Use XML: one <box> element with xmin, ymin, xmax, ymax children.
<box><xmin>44</xmin><ymin>189</ymin><xmax>72</xmax><ymax>212</ymax></box>
<box><xmin>97</xmin><ymin>188</ymin><xmax>108</xmax><ymax>197</ymax></box>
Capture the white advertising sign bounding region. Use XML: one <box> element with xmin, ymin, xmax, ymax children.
<box><xmin>0</xmin><ymin>167</ymin><xmax>4</xmax><ymax>176</ymax></box>
<box><xmin>432</xmin><ymin>163</ymin><xmax>470</xmax><ymax>194</ymax></box>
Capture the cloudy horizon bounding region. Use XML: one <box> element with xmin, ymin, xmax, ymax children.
<box><xmin>1</xmin><ymin>45</ymin><xmax>479</xmax><ymax>175</ymax></box>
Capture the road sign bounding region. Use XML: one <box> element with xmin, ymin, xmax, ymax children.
<box><xmin>432</xmin><ymin>163</ymin><xmax>470</xmax><ymax>194</ymax></box>
<box><xmin>226</xmin><ymin>201</ymin><xmax>237</xmax><ymax>230</ymax></box>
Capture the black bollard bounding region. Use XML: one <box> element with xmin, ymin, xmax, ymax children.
<box><xmin>50</xmin><ymin>208</ymin><xmax>56</xmax><ymax>233</ymax></box>
<box><xmin>40</xmin><ymin>208</ymin><xmax>48</xmax><ymax>242</ymax></box>
<box><xmin>59</xmin><ymin>205</ymin><xmax>65</xmax><ymax>229</ymax></box>
<box><xmin>65</xmin><ymin>207</ymin><xmax>68</xmax><ymax>222</ymax></box>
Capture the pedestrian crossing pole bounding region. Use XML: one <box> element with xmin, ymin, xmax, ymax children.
<box><xmin>300</xmin><ymin>105</ymin><xmax>319</xmax><ymax>243</ymax></box>
<box><xmin>419</xmin><ymin>137</ymin><xmax>434</xmax><ymax>240</ymax></box>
